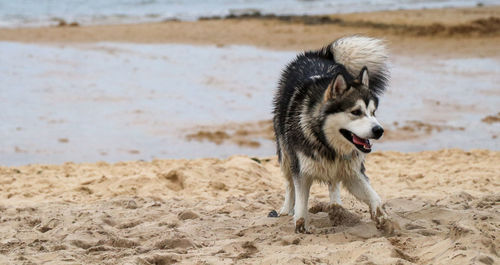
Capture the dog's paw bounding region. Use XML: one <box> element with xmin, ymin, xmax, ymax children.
<box><xmin>370</xmin><ymin>205</ymin><xmax>398</xmax><ymax>236</ymax></box>
<box><xmin>370</xmin><ymin>204</ymin><xmax>387</xmax><ymax>224</ymax></box>
<box><xmin>279</xmin><ymin>208</ymin><xmax>294</xmax><ymax>217</ymax></box>
<box><xmin>294</xmin><ymin>218</ymin><xmax>311</xmax><ymax>234</ymax></box>
<box><xmin>378</xmin><ymin>216</ymin><xmax>399</xmax><ymax>236</ymax></box>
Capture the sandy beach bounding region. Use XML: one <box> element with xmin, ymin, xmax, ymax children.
<box><xmin>1</xmin><ymin>149</ymin><xmax>499</xmax><ymax>264</ymax></box>
<box><xmin>1</xmin><ymin>5</ymin><xmax>499</xmax><ymax>265</ymax></box>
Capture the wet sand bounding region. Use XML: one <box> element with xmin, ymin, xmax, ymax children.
<box><xmin>1</xmin><ymin>39</ymin><xmax>499</xmax><ymax>165</ymax></box>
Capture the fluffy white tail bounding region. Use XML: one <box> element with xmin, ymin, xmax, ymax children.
<box><xmin>330</xmin><ymin>36</ymin><xmax>388</xmax><ymax>78</ymax></box>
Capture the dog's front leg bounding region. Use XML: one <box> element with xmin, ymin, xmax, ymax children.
<box><xmin>328</xmin><ymin>182</ymin><xmax>342</xmax><ymax>205</ymax></box>
<box><xmin>343</xmin><ymin>174</ymin><xmax>387</xmax><ymax>227</ymax></box>
<box><xmin>292</xmin><ymin>175</ymin><xmax>312</xmax><ymax>233</ymax></box>
<box><xmin>279</xmin><ymin>179</ymin><xmax>295</xmax><ymax>216</ymax></box>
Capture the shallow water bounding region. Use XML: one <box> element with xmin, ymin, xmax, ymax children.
<box><xmin>0</xmin><ymin>0</ymin><xmax>497</xmax><ymax>27</ymax></box>
<box><xmin>0</xmin><ymin>42</ymin><xmax>499</xmax><ymax>165</ymax></box>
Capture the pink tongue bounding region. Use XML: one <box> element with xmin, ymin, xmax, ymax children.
<box><xmin>352</xmin><ymin>134</ymin><xmax>372</xmax><ymax>149</ymax></box>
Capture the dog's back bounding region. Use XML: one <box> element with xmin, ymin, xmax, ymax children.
<box><xmin>273</xmin><ymin>50</ymin><xmax>335</xmax><ymax>139</ymax></box>
<box><xmin>273</xmin><ymin>50</ymin><xmax>337</xmax><ymax>161</ymax></box>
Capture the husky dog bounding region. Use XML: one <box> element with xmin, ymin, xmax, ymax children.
<box><xmin>272</xmin><ymin>36</ymin><xmax>390</xmax><ymax>233</ymax></box>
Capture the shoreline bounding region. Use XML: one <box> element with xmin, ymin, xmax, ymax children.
<box><xmin>0</xmin><ymin>147</ymin><xmax>497</xmax><ymax>168</ymax></box>
<box><xmin>1</xmin><ymin>6</ymin><xmax>499</xmax><ymax>57</ymax></box>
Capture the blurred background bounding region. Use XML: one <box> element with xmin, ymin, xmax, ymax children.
<box><xmin>0</xmin><ymin>0</ymin><xmax>499</xmax><ymax>165</ymax></box>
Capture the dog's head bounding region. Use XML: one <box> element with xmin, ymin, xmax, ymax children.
<box><xmin>320</xmin><ymin>67</ymin><xmax>383</xmax><ymax>154</ymax></box>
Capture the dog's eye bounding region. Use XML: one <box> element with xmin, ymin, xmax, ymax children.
<box><xmin>351</xmin><ymin>109</ymin><xmax>362</xmax><ymax>116</ymax></box>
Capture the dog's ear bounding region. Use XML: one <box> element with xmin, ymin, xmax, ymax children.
<box><xmin>324</xmin><ymin>74</ymin><xmax>347</xmax><ymax>102</ymax></box>
<box><xmin>360</xmin><ymin>67</ymin><xmax>369</xmax><ymax>87</ymax></box>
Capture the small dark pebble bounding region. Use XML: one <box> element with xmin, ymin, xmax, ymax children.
<box><xmin>250</xmin><ymin>157</ymin><xmax>261</xmax><ymax>164</ymax></box>
<box><xmin>268</xmin><ymin>210</ymin><xmax>278</xmax><ymax>218</ymax></box>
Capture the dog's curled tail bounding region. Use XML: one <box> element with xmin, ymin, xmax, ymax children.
<box><xmin>328</xmin><ymin>35</ymin><xmax>389</xmax><ymax>94</ymax></box>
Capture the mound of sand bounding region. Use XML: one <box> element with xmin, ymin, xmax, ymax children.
<box><xmin>0</xmin><ymin>149</ymin><xmax>498</xmax><ymax>264</ymax></box>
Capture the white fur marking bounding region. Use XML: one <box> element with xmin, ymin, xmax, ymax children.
<box><xmin>329</xmin><ymin>182</ymin><xmax>342</xmax><ymax>205</ymax></box>
<box><xmin>323</xmin><ymin>113</ymin><xmax>357</xmax><ymax>155</ymax></box>
<box><xmin>344</xmin><ymin>100</ymin><xmax>381</xmax><ymax>139</ymax></box>
<box><xmin>361</xmin><ymin>69</ymin><xmax>369</xmax><ymax>87</ymax></box>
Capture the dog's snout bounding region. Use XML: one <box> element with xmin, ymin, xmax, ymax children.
<box><xmin>372</xmin><ymin>125</ymin><xmax>384</xmax><ymax>139</ymax></box>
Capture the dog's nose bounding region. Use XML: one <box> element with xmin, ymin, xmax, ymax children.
<box><xmin>372</xmin><ymin>125</ymin><xmax>384</xmax><ymax>139</ymax></box>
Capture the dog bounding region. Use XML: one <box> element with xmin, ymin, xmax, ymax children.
<box><xmin>272</xmin><ymin>35</ymin><xmax>390</xmax><ymax>233</ymax></box>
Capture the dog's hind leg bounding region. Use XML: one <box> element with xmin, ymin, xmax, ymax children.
<box><xmin>293</xmin><ymin>175</ymin><xmax>313</xmax><ymax>233</ymax></box>
<box><xmin>328</xmin><ymin>182</ymin><xmax>342</xmax><ymax>205</ymax></box>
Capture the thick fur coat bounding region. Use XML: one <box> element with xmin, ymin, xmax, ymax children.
<box><xmin>272</xmin><ymin>36</ymin><xmax>390</xmax><ymax>233</ymax></box>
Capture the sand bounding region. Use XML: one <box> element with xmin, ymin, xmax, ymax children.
<box><xmin>0</xmin><ymin>149</ymin><xmax>498</xmax><ymax>264</ymax></box>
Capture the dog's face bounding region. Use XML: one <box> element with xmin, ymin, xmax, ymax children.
<box><xmin>321</xmin><ymin>68</ymin><xmax>383</xmax><ymax>154</ymax></box>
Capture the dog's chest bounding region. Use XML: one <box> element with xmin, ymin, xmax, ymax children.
<box><xmin>297</xmin><ymin>152</ymin><xmax>361</xmax><ymax>182</ymax></box>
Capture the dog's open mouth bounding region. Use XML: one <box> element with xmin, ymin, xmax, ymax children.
<box><xmin>340</xmin><ymin>129</ymin><xmax>372</xmax><ymax>153</ymax></box>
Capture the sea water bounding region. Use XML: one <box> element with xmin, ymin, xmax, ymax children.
<box><xmin>0</xmin><ymin>0</ymin><xmax>496</xmax><ymax>28</ymax></box>
<box><xmin>1</xmin><ymin>42</ymin><xmax>499</xmax><ymax>165</ymax></box>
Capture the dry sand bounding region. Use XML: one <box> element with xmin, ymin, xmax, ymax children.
<box><xmin>1</xmin><ymin>6</ymin><xmax>499</xmax><ymax>265</ymax></box>
<box><xmin>0</xmin><ymin>149</ymin><xmax>499</xmax><ymax>264</ymax></box>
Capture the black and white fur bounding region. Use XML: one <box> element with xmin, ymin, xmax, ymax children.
<box><xmin>272</xmin><ymin>36</ymin><xmax>390</xmax><ymax>233</ymax></box>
